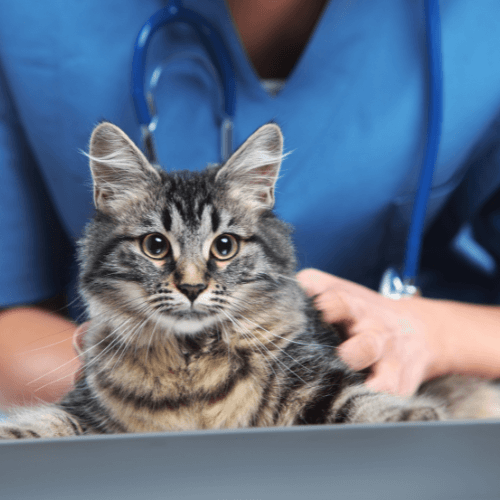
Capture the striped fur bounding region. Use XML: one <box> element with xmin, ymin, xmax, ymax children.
<box><xmin>2</xmin><ymin>122</ymin><xmax>498</xmax><ymax>440</ymax></box>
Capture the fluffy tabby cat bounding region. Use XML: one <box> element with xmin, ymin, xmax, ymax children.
<box><xmin>1</xmin><ymin>122</ymin><xmax>498</xmax><ymax>439</ymax></box>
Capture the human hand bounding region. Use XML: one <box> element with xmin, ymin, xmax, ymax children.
<box><xmin>0</xmin><ymin>307</ymin><xmax>81</xmax><ymax>407</ymax></box>
<box><xmin>297</xmin><ymin>269</ymin><xmax>450</xmax><ymax>397</ymax></box>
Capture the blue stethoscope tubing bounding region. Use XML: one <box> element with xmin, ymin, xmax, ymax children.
<box><xmin>395</xmin><ymin>0</ymin><xmax>443</xmax><ymax>294</ymax></box>
<box><xmin>131</xmin><ymin>0</ymin><xmax>443</xmax><ymax>297</ymax></box>
<box><xmin>131</xmin><ymin>0</ymin><xmax>236</xmax><ymax>164</ymax></box>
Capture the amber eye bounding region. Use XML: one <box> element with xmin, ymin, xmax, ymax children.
<box><xmin>211</xmin><ymin>234</ymin><xmax>239</xmax><ymax>260</ymax></box>
<box><xmin>141</xmin><ymin>233</ymin><xmax>170</xmax><ymax>259</ymax></box>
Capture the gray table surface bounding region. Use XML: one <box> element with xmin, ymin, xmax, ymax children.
<box><xmin>0</xmin><ymin>420</ymin><xmax>499</xmax><ymax>500</ymax></box>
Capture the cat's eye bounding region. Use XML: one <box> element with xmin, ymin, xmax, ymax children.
<box><xmin>141</xmin><ymin>233</ymin><xmax>170</xmax><ymax>260</ymax></box>
<box><xmin>211</xmin><ymin>234</ymin><xmax>239</xmax><ymax>261</ymax></box>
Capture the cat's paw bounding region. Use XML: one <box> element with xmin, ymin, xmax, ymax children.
<box><xmin>340</xmin><ymin>388</ymin><xmax>447</xmax><ymax>424</ymax></box>
<box><xmin>383</xmin><ymin>405</ymin><xmax>444</xmax><ymax>423</ymax></box>
<box><xmin>0</xmin><ymin>424</ymin><xmax>41</xmax><ymax>440</ymax></box>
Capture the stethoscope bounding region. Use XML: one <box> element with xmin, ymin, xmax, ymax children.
<box><xmin>132</xmin><ymin>0</ymin><xmax>235</xmax><ymax>165</ymax></box>
<box><xmin>131</xmin><ymin>0</ymin><xmax>443</xmax><ymax>300</ymax></box>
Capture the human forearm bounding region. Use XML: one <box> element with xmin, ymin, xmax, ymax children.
<box><xmin>0</xmin><ymin>307</ymin><xmax>79</xmax><ymax>407</ymax></box>
<box><xmin>419</xmin><ymin>298</ymin><xmax>500</xmax><ymax>380</ymax></box>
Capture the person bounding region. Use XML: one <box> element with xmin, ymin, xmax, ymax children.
<box><xmin>1</xmin><ymin>0</ymin><xmax>500</xmax><ymax>409</ymax></box>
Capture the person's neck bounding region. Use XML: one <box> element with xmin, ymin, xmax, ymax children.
<box><xmin>226</xmin><ymin>0</ymin><xmax>328</xmax><ymax>79</ymax></box>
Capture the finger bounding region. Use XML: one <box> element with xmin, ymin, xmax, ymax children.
<box><xmin>364</xmin><ymin>359</ymin><xmax>403</xmax><ymax>395</ymax></box>
<box><xmin>313</xmin><ymin>288</ymin><xmax>354</xmax><ymax>324</ymax></box>
<box><xmin>298</xmin><ymin>269</ymin><xmax>383</xmax><ymax>310</ymax></box>
<box><xmin>397</xmin><ymin>357</ymin><xmax>428</xmax><ymax>397</ymax></box>
<box><xmin>296</xmin><ymin>268</ymin><xmax>345</xmax><ymax>296</ymax></box>
<box><xmin>338</xmin><ymin>331</ymin><xmax>386</xmax><ymax>371</ymax></box>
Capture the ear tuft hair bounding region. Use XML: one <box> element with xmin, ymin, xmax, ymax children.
<box><xmin>215</xmin><ymin>123</ymin><xmax>285</xmax><ymax>212</ymax></box>
<box><xmin>87</xmin><ymin>122</ymin><xmax>161</xmax><ymax>214</ymax></box>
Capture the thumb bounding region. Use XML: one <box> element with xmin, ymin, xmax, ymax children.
<box><xmin>338</xmin><ymin>330</ymin><xmax>386</xmax><ymax>371</ymax></box>
<box><xmin>313</xmin><ymin>288</ymin><xmax>353</xmax><ymax>324</ymax></box>
<box><xmin>297</xmin><ymin>268</ymin><xmax>342</xmax><ymax>297</ymax></box>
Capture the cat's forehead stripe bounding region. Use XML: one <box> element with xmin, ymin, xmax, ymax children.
<box><xmin>162</xmin><ymin>208</ymin><xmax>172</xmax><ymax>232</ymax></box>
<box><xmin>162</xmin><ymin>172</ymin><xmax>216</xmax><ymax>230</ymax></box>
<box><xmin>211</xmin><ymin>208</ymin><xmax>220</xmax><ymax>233</ymax></box>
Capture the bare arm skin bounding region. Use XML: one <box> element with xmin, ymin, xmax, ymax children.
<box><xmin>297</xmin><ymin>268</ymin><xmax>500</xmax><ymax>396</ymax></box>
<box><xmin>226</xmin><ymin>0</ymin><xmax>328</xmax><ymax>78</ymax></box>
<box><xmin>0</xmin><ymin>300</ymin><xmax>80</xmax><ymax>409</ymax></box>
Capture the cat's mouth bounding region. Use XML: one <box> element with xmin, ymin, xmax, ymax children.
<box><xmin>157</xmin><ymin>308</ymin><xmax>219</xmax><ymax>335</ymax></box>
<box><xmin>169</xmin><ymin>309</ymin><xmax>210</xmax><ymax>319</ymax></box>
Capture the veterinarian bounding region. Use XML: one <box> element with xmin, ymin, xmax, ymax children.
<box><xmin>1</xmin><ymin>0</ymin><xmax>500</xmax><ymax>409</ymax></box>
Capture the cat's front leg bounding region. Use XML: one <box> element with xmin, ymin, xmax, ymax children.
<box><xmin>332</xmin><ymin>385</ymin><xmax>446</xmax><ymax>424</ymax></box>
<box><xmin>0</xmin><ymin>405</ymin><xmax>84</xmax><ymax>440</ymax></box>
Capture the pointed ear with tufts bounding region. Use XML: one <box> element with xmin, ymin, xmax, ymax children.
<box><xmin>215</xmin><ymin>123</ymin><xmax>284</xmax><ymax>212</ymax></box>
<box><xmin>88</xmin><ymin>122</ymin><xmax>162</xmax><ymax>214</ymax></box>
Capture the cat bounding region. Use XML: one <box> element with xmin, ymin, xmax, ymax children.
<box><xmin>0</xmin><ymin>122</ymin><xmax>497</xmax><ymax>439</ymax></box>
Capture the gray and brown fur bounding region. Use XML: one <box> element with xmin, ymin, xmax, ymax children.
<box><xmin>1</xmin><ymin>123</ymin><xmax>498</xmax><ymax>440</ymax></box>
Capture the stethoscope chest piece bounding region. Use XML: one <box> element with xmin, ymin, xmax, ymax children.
<box><xmin>379</xmin><ymin>268</ymin><xmax>419</xmax><ymax>299</ymax></box>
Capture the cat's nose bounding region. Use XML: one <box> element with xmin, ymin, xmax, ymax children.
<box><xmin>177</xmin><ymin>283</ymin><xmax>207</xmax><ymax>302</ymax></box>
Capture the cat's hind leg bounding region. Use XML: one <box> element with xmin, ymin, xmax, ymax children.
<box><xmin>331</xmin><ymin>385</ymin><xmax>446</xmax><ymax>424</ymax></box>
<box><xmin>0</xmin><ymin>405</ymin><xmax>84</xmax><ymax>440</ymax></box>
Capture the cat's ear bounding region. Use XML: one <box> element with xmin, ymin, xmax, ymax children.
<box><xmin>215</xmin><ymin>123</ymin><xmax>284</xmax><ymax>211</ymax></box>
<box><xmin>88</xmin><ymin>122</ymin><xmax>161</xmax><ymax>214</ymax></box>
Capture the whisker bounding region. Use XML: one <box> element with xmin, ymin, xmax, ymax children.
<box><xmin>230</xmin><ymin>297</ymin><xmax>335</xmax><ymax>349</ymax></box>
<box><xmin>110</xmin><ymin>318</ymin><xmax>148</xmax><ymax>372</ymax></box>
<box><xmin>30</xmin><ymin>296</ymin><xmax>152</xmax><ymax>387</ymax></box>
<box><xmin>33</xmin><ymin>370</ymin><xmax>77</xmax><ymax>394</ymax></box>
<box><xmin>145</xmin><ymin>314</ymin><xmax>162</xmax><ymax>364</ymax></box>
<box><xmin>35</xmin><ymin>315</ymin><xmax>136</xmax><ymax>388</ymax></box>
<box><xmin>225</xmin><ymin>314</ymin><xmax>277</xmax><ymax>378</ymax></box>
<box><xmin>90</xmin><ymin>318</ymin><xmax>137</xmax><ymax>376</ymax></box>
<box><xmin>92</xmin><ymin>304</ymin><xmax>153</xmax><ymax>374</ymax></box>
<box><xmin>225</xmin><ymin>300</ymin><xmax>317</xmax><ymax>376</ymax></box>
<box><xmin>18</xmin><ymin>335</ymin><xmax>74</xmax><ymax>355</ymax></box>
<box><xmin>221</xmin><ymin>310</ymin><xmax>310</xmax><ymax>386</ymax></box>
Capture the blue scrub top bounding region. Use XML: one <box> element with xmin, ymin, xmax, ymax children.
<box><xmin>1</xmin><ymin>0</ymin><xmax>500</xmax><ymax>312</ymax></box>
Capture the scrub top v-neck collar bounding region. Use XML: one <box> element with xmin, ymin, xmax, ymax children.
<box><xmin>216</xmin><ymin>0</ymin><xmax>345</xmax><ymax>102</ymax></box>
